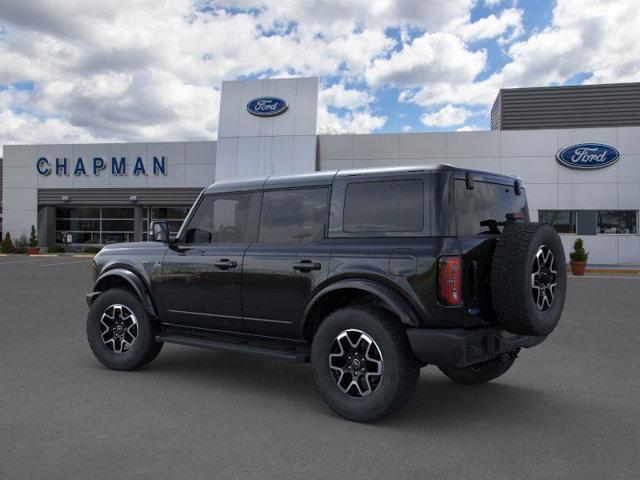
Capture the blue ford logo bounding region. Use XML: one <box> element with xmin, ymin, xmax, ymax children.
<box><xmin>556</xmin><ymin>143</ymin><xmax>620</xmax><ymax>170</ymax></box>
<box><xmin>247</xmin><ymin>97</ymin><xmax>288</xmax><ymax>117</ymax></box>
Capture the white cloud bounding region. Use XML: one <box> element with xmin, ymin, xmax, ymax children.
<box><xmin>456</xmin><ymin>125</ymin><xmax>484</xmax><ymax>131</ymax></box>
<box><xmin>403</xmin><ymin>0</ymin><xmax>640</xmax><ymax>111</ymax></box>
<box><xmin>420</xmin><ymin>105</ymin><xmax>472</xmax><ymax>127</ymax></box>
<box><xmin>459</xmin><ymin>8</ymin><xmax>523</xmax><ymax>42</ymax></box>
<box><xmin>0</xmin><ymin>0</ymin><xmax>638</xmax><ymax>146</ymax></box>
<box><xmin>366</xmin><ymin>32</ymin><xmax>486</xmax><ymax>88</ymax></box>
<box><xmin>317</xmin><ymin>106</ymin><xmax>386</xmax><ymax>134</ymax></box>
<box><xmin>317</xmin><ymin>82</ymin><xmax>384</xmax><ymax>133</ymax></box>
<box><xmin>319</xmin><ymin>84</ymin><xmax>373</xmax><ymax>110</ymax></box>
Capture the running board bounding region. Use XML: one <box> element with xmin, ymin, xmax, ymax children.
<box><xmin>156</xmin><ymin>332</ymin><xmax>310</xmax><ymax>364</ymax></box>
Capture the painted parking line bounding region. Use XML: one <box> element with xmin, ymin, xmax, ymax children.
<box><xmin>569</xmin><ymin>275</ymin><xmax>640</xmax><ymax>280</ymax></box>
<box><xmin>0</xmin><ymin>258</ymin><xmax>56</xmax><ymax>265</ymax></box>
<box><xmin>38</xmin><ymin>259</ymin><xmax>92</xmax><ymax>267</ymax></box>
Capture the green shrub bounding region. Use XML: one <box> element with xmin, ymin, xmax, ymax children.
<box><xmin>1</xmin><ymin>233</ymin><xmax>15</xmax><ymax>253</ymax></box>
<box><xmin>13</xmin><ymin>235</ymin><xmax>28</xmax><ymax>254</ymax></box>
<box><xmin>82</xmin><ymin>246</ymin><xmax>102</xmax><ymax>254</ymax></box>
<box><xmin>569</xmin><ymin>238</ymin><xmax>589</xmax><ymax>262</ymax></box>
<box><xmin>47</xmin><ymin>244</ymin><xmax>66</xmax><ymax>254</ymax></box>
<box><xmin>29</xmin><ymin>225</ymin><xmax>38</xmax><ymax>248</ymax></box>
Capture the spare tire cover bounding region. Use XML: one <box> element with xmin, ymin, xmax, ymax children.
<box><xmin>490</xmin><ymin>222</ymin><xmax>567</xmax><ymax>336</ymax></box>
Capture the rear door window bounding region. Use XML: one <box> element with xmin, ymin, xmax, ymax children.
<box><xmin>454</xmin><ymin>180</ymin><xmax>528</xmax><ymax>235</ymax></box>
<box><xmin>258</xmin><ymin>188</ymin><xmax>329</xmax><ymax>243</ymax></box>
<box><xmin>343</xmin><ymin>179</ymin><xmax>424</xmax><ymax>233</ymax></box>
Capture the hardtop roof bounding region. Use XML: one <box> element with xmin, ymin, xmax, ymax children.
<box><xmin>203</xmin><ymin>164</ymin><xmax>518</xmax><ymax>194</ymax></box>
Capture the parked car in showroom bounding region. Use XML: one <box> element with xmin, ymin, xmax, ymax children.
<box><xmin>86</xmin><ymin>165</ymin><xmax>566</xmax><ymax>422</ymax></box>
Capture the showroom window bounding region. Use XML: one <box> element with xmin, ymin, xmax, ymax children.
<box><xmin>55</xmin><ymin>207</ymin><xmax>134</xmax><ymax>244</ymax></box>
<box><xmin>597</xmin><ymin>210</ymin><xmax>638</xmax><ymax>234</ymax></box>
<box><xmin>539</xmin><ymin>210</ymin><xmax>577</xmax><ymax>233</ymax></box>
<box><xmin>143</xmin><ymin>206</ymin><xmax>191</xmax><ymax>240</ymax></box>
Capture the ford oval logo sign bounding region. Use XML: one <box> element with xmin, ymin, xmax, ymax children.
<box><xmin>247</xmin><ymin>97</ymin><xmax>288</xmax><ymax>117</ymax></box>
<box><xmin>556</xmin><ymin>143</ymin><xmax>620</xmax><ymax>170</ymax></box>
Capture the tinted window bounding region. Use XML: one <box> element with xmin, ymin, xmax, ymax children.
<box><xmin>259</xmin><ymin>188</ymin><xmax>329</xmax><ymax>243</ymax></box>
<box><xmin>183</xmin><ymin>193</ymin><xmax>259</xmax><ymax>244</ymax></box>
<box><xmin>597</xmin><ymin>210</ymin><xmax>637</xmax><ymax>234</ymax></box>
<box><xmin>539</xmin><ymin>210</ymin><xmax>577</xmax><ymax>233</ymax></box>
<box><xmin>455</xmin><ymin>180</ymin><xmax>528</xmax><ymax>235</ymax></box>
<box><xmin>343</xmin><ymin>180</ymin><xmax>424</xmax><ymax>233</ymax></box>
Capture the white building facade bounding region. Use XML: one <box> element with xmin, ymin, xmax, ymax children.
<box><xmin>2</xmin><ymin>77</ymin><xmax>639</xmax><ymax>264</ymax></box>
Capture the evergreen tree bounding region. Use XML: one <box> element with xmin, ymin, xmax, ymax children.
<box><xmin>1</xmin><ymin>232</ymin><xmax>15</xmax><ymax>253</ymax></box>
<box><xmin>29</xmin><ymin>225</ymin><xmax>38</xmax><ymax>248</ymax></box>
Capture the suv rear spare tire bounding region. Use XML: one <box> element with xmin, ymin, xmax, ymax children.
<box><xmin>491</xmin><ymin>222</ymin><xmax>567</xmax><ymax>336</ymax></box>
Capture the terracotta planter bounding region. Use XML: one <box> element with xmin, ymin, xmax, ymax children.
<box><xmin>570</xmin><ymin>261</ymin><xmax>587</xmax><ymax>276</ymax></box>
<box><xmin>28</xmin><ymin>246</ymin><xmax>40</xmax><ymax>255</ymax></box>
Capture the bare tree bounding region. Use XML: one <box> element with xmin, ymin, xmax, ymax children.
<box><xmin>317</xmin><ymin>123</ymin><xmax>355</xmax><ymax>135</ymax></box>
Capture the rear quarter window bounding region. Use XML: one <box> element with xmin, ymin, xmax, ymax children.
<box><xmin>454</xmin><ymin>180</ymin><xmax>528</xmax><ymax>235</ymax></box>
<box><xmin>343</xmin><ymin>179</ymin><xmax>424</xmax><ymax>233</ymax></box>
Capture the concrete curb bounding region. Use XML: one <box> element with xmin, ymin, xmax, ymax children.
<box><xmin>585</xmin><ymin>268</ymin><xmax>640</xmax><ymax>275</ymax></box>
<box><xmin>25</xmin><ymin>254</ymin><xmax>96</xmax><ymax>258</ymax></box>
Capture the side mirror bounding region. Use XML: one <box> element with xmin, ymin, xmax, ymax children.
<box><xmin>150</xmin><ymin>221</ymin><xmax>170</xmax><ymax>243</ymax></box>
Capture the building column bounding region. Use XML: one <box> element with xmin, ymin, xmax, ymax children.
<box><xmin>133</xmin><ymin>206</ymin><xmax>144</xmax><ymax>242</ymax></box>
<box><xmin>37</xmin><ymin>206</ymin><xmax>56</xmax><ymax>247</ymax></box>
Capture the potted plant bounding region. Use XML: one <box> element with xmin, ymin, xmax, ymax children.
<box><xmin>28</xmin><ymin>225</ymin><xmax>40</xmax><ymax>255</ymax></box>
<box><xmin>569</xmin><ymin>238</ymin><xmax>589</xmax><ymax>276</ymax></box>
<box><xmin>1</xmin><ymin>232</ymin><xmax>15</xmax><ymax>253</ymax></box>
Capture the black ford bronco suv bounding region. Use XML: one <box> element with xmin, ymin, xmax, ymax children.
<box><xmin>86</xmin><ymin>165</ymin><xmax>566</xmax><ymax>422</ymax></box>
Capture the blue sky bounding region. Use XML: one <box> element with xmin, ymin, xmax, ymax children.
<box><xmin>0</xmin><ymin>0</ymin><xmax>637</xmax><ymax>149</ymax></box>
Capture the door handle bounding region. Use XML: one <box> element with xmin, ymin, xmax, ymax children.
<box><xmin>213</xmin><ymin>259</ymin><xmax>238</xmax><ymax>269</ymax></box>
<box><xmin>293</xmin><ymin>260</ymin><xmax>321</xmax><ymax>272</ymax></box>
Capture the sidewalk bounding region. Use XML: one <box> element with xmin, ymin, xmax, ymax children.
<box><xmin>582</xmin><ymin>264</ymin><xmax>640</xmax><ymax>275</ymax></box>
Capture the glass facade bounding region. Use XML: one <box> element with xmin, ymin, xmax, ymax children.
<box><xmin>597</xmin><ymin>210</ymin><xmax>638</xmax><ymax>234</ymax></box>
<box><xmin>539</xmin><ymin>210</ymin><xmax>577</xmax><ymax>233</ymax></box>
<box><xmin>143</xmin><ymin>206</ymin><xmax>190</xmax><ymax>240</ymax></box>
<box><xmin>56</xmin><ymin>206</ymin><xmax>192</xmax><ymax>245</ymax></box>
<box><xmin>56</xmin><ymin>207</ymin><xmax>135</xmax><ymax>245</ymax></box>
<box><xmin>540</xmin><ymin>209</ymin><xmax>638</xmax><ymax>235</ymax></box>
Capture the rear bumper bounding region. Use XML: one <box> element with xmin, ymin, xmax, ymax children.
<box><xmin>406</xmin><ymin>326</ymin><xmax>546</xmax><ymax>368</ymax></box>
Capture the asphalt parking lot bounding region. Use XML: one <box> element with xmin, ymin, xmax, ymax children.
<box><xmin>1</xmin><ymin>255</ymin><xmax>639</xmax><ymax>479</ymax></box>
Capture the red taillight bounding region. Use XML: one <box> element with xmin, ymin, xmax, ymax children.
<box><xmin>438</xmin><ymin>256</ymin><xmax>462</xmax><ymax>306</ymax></box>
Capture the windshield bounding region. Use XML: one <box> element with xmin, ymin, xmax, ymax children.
<box><xmin>454</xmin><ymin>179</ymin><xmax>528</xmax><ymax>235</ymax></box>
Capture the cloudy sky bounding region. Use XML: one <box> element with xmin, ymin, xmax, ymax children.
<box><xmin>0</xmin><ymin>0</ymin><xmax>638</xmax><ymax>153</ymax></box>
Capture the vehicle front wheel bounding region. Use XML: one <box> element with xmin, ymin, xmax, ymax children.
<box><xmin>87</xmin><ymin>288</ymin><xmax>163</xmax><ymax>371</ymax></box>
<box><xmin>438</xmin><ymin>355</ymin><xmax>516</xmax><ymax>385</ymax></box>
<box><xmin>311</xmin><ymin>306</ymin><xmax>420</xmax><ymax>422</ymax></box>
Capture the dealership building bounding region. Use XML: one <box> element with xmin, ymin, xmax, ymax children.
<box><xmin>1</xmin><ymin>78</ymin><xmax>639</xmax><ymax>264</ymax></box>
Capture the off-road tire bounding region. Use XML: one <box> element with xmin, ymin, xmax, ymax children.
<box><xmin>87</xmin><ymin>288</ymin><xmax>163</xmax><ymax>371</ymax></box>
<box><xmin>438</xmin><ymin>356</ymin><xmax>516</xmax><ymax>385</ymax></box>
<box><xmin>311</xmin><ymin>306</ymin><xmax>420</xmax><ymax>422</ymax></box>
<box><xmin>491</xmin><ymin>222</ymin><xmax>567</xmax><ymax>336</ymax></box>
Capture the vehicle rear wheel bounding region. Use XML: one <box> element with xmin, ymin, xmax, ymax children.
<box><xmin>491</xmin><ymin>222</ymin><xmax>567</xmax><ymax>336</ymax></box>
<box><xmin>438</xmin><ymin>356</ymin><xmax>516</xmax><ymax>385</ymax></box>
<box><xmin>311</xmin><ymin>306</ymin><xmax>420</xmax><ymax>422</ymax></box>
<box><xmin>87</xmin><ymin>288</ymin><xmax>163</xmax><ymax>371</ymax></box>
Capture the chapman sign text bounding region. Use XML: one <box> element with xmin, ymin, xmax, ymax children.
<box><xmin>36</xmin><ymin>156</ymin><xmax>167</xmax><ymax>177</ymax></box>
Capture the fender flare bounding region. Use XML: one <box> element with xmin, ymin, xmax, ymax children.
<box><xmin>91</xmin><ymin>268</ymin><xmax>157</xmax><ymax>319</ymax></box>
<box><xmin>301</xmin><ymin>279</ymin><xmax>421</xmax><ymax>338</ymax></box>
